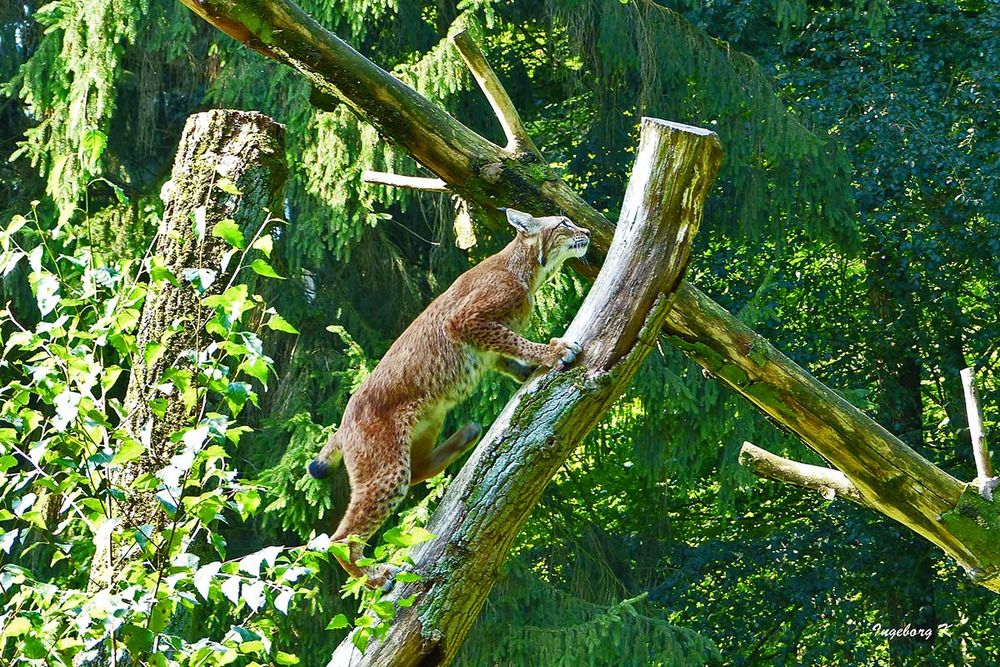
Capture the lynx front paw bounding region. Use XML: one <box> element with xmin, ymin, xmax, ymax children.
<box><xmin>548</xmin><ymin>338</ymin><xmax>582</xmax><ymax>371</ymax></box>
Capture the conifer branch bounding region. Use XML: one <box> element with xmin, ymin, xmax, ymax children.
<box><xmin>739</xmin><ymin>442</ymin><xmax>869</xmax><ymax>508</ymax></box>
<box><xmin>451</xmin><ymin>28</ymin><xmax>540</xmax><ymax>157</ymax></box>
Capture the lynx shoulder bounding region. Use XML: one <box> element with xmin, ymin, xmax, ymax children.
<box><xmin>308</xmin><ymin>208</ymin><xmax>590</xmax><ymax>589</ymax></box>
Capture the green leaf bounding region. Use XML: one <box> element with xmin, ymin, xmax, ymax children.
<box><xmin>182</xmin><ymin>268</ymin><xmax>217</xmax><ymax>293</ymax></box>
<box><xmin>110</xmin><ymin>439</ymin><xmax>145</xmax><ymax>466</ymax></box>
<box><xmin>0</xmin><ymin>455</ymin><xmax>17</xmax><ymax>473</ymax></box>
<box><xmin>265</xmin><ymin>313</ymin><xmax>299</xmax><ymax>334</ymax></box>
<box><xmin>216</xmin><ymin>178</ymin><xmax>242</xmax><ymax>196</ymax></box>
<box><xmin>249</xmin><ymin>258</ymin><xmax>284</xmax><ymax>279</ymax></box>
<box><xmin>149</xmin><ymin>256</ymin><xmax>179</xmax><ymax>287</ymax></box>
<box><xmin>383</xmin><ymin>526</ymin><xmax>435</xmax><ymax>548</ymax></box>
<box><xmin>325</xmin><ymin>614</ymin><xmax>350</xmax><ymax>630</ymax></box>
<box><xmin>238</xmin><ymin>357</ymin><xmax>270</xmax><ymax>385</ymax></box>
<box><xmin>143</xmin><ymin>341</ymin><xmax>165</xmax><ymax>369</ymax></box>
<box><xmin>275</xmin><ymin>652</ymin><xmax>300</xmax><ymax>665</ymax></box>
<box><xmin>239</xmin><ymin>640</ymin><xmax>265</xmax><ymax>654</ymax></box>
<box><xmin>394</xmin><ymin>571</ymin><xmax>423</xmax><ymax>584</ymax></box>
<box><xmin>81</xmin><ymin>128</ymin><xmax>107</xmax><ymax>164</ymax></box>
<box><xmin>192</xmin><ymin>206</ymin><xmax>207</xmax><ymax>241</ymax></box>
<box><xmin>329</xmin><ymin>542</ymin><xmax>351</xmax><ymax>562</ymax></box>
<box><xmin>3</xmin><ymin>615</ymin><xmax>31</xmax><ymax>637</ymax></box>
<box><xmin>212</xmin><ymin>219</ymin><xmax>245</xmax><ymax>249</ymax></box>
<box><xmin>372</xmin><ymin>600</ymin><xmax>395</xmax><ymax>620</ymax></box>
<box><xmin>252</xmin><ymin>234</ymin><xmax>273</xmax><ymax>258</ymax></box>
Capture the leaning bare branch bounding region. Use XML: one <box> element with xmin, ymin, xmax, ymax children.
<box><xmin>451</xmin><ymin>29</ymin><xmax>539</xmax><ymax>156</ymax></box>
<box><xmin>961</xmin><ymin>367</ymin><xmax>997</xmax><ymax>500</ymax></box>
<box><xmin>739</xmin><ymin>442</ymin><xmax>870</xmax><ymax>508</ymax></box>
<box><xmin>362</xmin><ymin>170</ymin><xmax>449</xmax><ymax>192</ymax></box>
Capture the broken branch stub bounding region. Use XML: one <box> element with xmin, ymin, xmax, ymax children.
<box><xmin>739</xmin><ymin>442</ymin><xmax>868</xmax><ymax>507</ymax></box>
<box><xmin>328</xmin><ymin>119</ymin><xmax>722</xmax><ymax>666</ymax></box>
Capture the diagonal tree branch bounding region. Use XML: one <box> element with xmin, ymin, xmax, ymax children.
<box><xmin>178</xmin><ymin>0</ymin><xmax>1000</xmax><ymax>594</ymax></box>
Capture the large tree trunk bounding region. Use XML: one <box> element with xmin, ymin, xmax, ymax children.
<box><xmin>330</xmin><ymin>118</ymin><xmax>721</xmax><ymax>666</ymax></box>
<box><xmin>89</xmin><ymin>110</ymin><xmax>287</xmax><ymax>589</ymax></box>
<box><xmin>177</xmin><ymin>0</ymin><xmax>1000</xmax><ymax>592</ymax></box>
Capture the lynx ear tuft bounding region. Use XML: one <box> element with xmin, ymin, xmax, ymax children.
<box><xmin>505</xmin><ymin>208</ymin><xmax>542</xmax><ymax>236</ymax></box>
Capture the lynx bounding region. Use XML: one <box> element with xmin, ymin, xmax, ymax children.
<box><xmin>308</xmin><ymin>208</ymin><xmax>590</xmax><ymax>588</ymax></box>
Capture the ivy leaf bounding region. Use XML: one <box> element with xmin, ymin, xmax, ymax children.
<box><xmin>211</xmin><ymin>219</ymin><xmax>245</xmax><ymax>249</ymax></box>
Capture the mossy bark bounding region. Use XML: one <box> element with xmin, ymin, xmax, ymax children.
<box><xmin>178</xmin><ymin>0</ymin><xmax>1000</xmax><ymax>593</ymax></box>
<box><xmin>89</xmin><ymin>110</ymin><xmax>287</xmax><ymax>590</ymax></box>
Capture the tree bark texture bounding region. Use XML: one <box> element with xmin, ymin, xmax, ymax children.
<box><xmin>89</xmin><ymin>110</ymin><xmax>287</xmax><ymax>589</ymax></box>
<box><xmin>328</xmin><ymin>118</ymin><xmax>722</xmax><ymax>666</ymax></box>
<box><xmin>177</xmin><ymin>0</ymin><xmax>1000</xmax><ymax>592</ymax></box>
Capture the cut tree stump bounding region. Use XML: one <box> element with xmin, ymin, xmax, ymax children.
<box><xmin>89</xmin><ymin>110</ymin><xmax>287</xmax><ymax>590</ymax></box>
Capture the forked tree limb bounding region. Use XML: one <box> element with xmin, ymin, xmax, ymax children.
<box><xmin>739</xmin><ymin>442</ymin><xmax>868</xmax><ymax>507</ymax></box>
<box><xmin>329</xmin><ymin>118</ymin><xmax>722</xmax><ymax>666</ymax></box>
<box><xmin>178</xmin><ymin>0</ymin><xmax>1000</xmax><ymax>593</ymax></box>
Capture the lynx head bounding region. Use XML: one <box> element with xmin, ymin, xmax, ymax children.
<box><xmin>504</xmin><ymin>208</ymin><xmax>590</xmax><ymax>274</ymax></box>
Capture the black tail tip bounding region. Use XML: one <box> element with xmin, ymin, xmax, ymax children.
<box><xmin>308</xmin><ymin>459</ymin><xmax>332</xmax><ymax>479</ymax></box>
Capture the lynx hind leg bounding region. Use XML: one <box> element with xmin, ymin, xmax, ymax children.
<box><xmin>411</xmin><ymin>422</ymin><xmax>482</xmax><ymax>484</ymax></box>
<box><xmin>331</xmin><ymin>448</ymin><xmax>410</xmax><ymax>589</ymax></box>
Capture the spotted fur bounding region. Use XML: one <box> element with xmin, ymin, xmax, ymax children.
<box><xmin>309</xmin><ymin>209</ymin><xmax>590</xmax><ymax>589</ymax></box>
